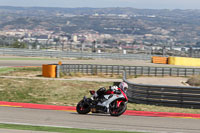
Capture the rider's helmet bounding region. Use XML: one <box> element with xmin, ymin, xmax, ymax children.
<box><xmin>119</xmin><ymin>82</ymin><xmax>128</xmax><ymax>93</ymax></box>
<box><xmin>110</xmin><ymin>86</ymin><xmax>118</xmax><ymax>91</ymax></box>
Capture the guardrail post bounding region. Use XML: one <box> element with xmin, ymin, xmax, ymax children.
<box><xmin>106</xmin><ymin>65</ymin><xmax>108</xmax><ymax>75</ymax></box>
<box><xmin>69</xmin><ymin>64</ymin><xmax>71</xmax><ymax>74</ymax></box>
<box><xmin>177</xmin><ymin>68</ymin><xmax>179</xmax><ymax>77</ymax></box>
<box><xmin>134</xmin><ymin>67</ymin><xmax>137</xmax><ymax>76</ymax></box>
<box><xmin>129</xmin><ymin>66</ymin><xmax>131</xmax><ymax>76</ymax></box>
<box><xmin>100</xmin><ymin>65</ymin><xmax>103</xmax><ymax>73</ymax></box>
<box><xmin>193</xmin><ymin>68</ymin><xmax>195</xmax><ymax>76</ymax></box>
<box><xmin>118</xmin><ymin>65</ymin><xmax>120</xmax><ymax>75</ymax></box>
<box><xmin>155</xmin><ymin>67</ymin><xmax>157</xmax><ymax>76</ymax></box>
<box><xmin>56</xmin><ymin>65</ymin><xmax>60</xmax><ymax>78</ymax></box>
<box><xmin>112</xmin><ymin>65</ymin><xmax>114</xmax><ymax>75</ymax></box>
<box><xmin>162</xmin><ymin>67</ymin><xmax>164</xmax><ymax>77</ymax></box>
<box><xmin>87</xmin><ymin>64</ymin><xmax>89</xmax><ymax>74</ymax></box>
<box><xmin>96</xmin><ymin>65</ymin><xmax>98</xmax><ymax>75</ymax></box>
<box><xmin>82</xmin><ymin>64</ymin><xmax>84</xmax><ymax>73</ymax></box>
<box><xmin>170</xmin><ymin>68</ymin><xmax>172</xmax><ymax>76</ymax></box>
<box><xmin>78</xmin><ymin>64</ymin><xmax>80</xmax><ymax>72</ymax></box>
<box><xmin>148</xmin><ymin>67</ymin><xmax>150</xmax><ymax>76</ymax></box>
<box><xmin>141</xmin><ymin>66</ymin><xmax>143</xmax><ymax>76</ymax></box>
<box><xmin>185</xmin><ymin>68</ymin><xmax>187</xmax><ymax>77</ymax></box>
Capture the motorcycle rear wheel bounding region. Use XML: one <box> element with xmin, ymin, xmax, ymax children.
<box><xmin>109</xmin><ymin>100</ymin><xmax>127</xmax><ymax>116</ymax></box>
<box><xmin>76</xmin><ymin>100</ymin><xmax>90</xmax><ymax>114</ymax></box>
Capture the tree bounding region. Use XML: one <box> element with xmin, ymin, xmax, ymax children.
<box><xmin>132</xmin><ymin>41</ymin><xmax>136</xmax><ymax>53</ymax></box>
<box><xmin>54</xmin><ymin>38</ymin><xmax>60</xmax><ymax>50</ymax></box>
<box><xmin>92</xmin><ymin>41</ymin><xmax>96</xmax><ymax>53</ymax></box>
<box><xmin>11</xmin><ymin>41</ymin><xmax>27</xmax><ymax>48</ymax></box>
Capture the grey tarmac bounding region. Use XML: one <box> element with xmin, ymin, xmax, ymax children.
<box><xmin>0</xmin><ymin>107</ymin><xmax>200</xmax><ymax>133</ymax></box>
<box><xmin>0</xmin><ymin>56</ymin><xmax>194</xmax><ymax>68</ymax></box>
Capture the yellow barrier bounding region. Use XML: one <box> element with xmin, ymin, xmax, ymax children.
<box><xmin>168</xmin><ymin>57</ymin><xmax>200</xmax><ymax>67</ymax></box>
<box><xmin>42</xmin><ymin>64</ymin><xmax>57</xmax><ymax>78</ymax></box>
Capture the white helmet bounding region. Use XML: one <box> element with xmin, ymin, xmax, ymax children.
<box><xmin>119</xmin><ymin>82</ymin><xmax>128</xmax><ymax>93</ymax></box>
<box><xmin>110</xmin><ymin>86</ymin><xmax>118</xmax><ymax>91</ymax></box>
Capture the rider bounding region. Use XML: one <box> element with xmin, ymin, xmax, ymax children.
<box><xmin>94</xmin><ymin>82</ymin><xmax>128</xmax><ymax>102</ymax></box>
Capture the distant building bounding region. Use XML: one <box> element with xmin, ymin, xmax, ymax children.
<box><xmin>73</xmin><ymin>35</ymin><xmax>78</xmax><ymax>42</ymax></box>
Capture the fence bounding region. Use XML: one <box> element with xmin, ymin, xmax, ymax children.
<box><xmin>0</xmin><ymin>48</ymin><xmax>151</xmax><ymax>60</ymax></box>
<box><xmin>60</xmin><ymin>64</ymin><xmax>200</xmax><ymax>77</ymax></box>
<box><xmin>123</xmin><ymin>72</ymin><xmax>200</xmax><ymax>109</ymax></box>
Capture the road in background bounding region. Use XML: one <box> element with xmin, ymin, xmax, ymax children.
<box><xmin>0</xmin><ymin>55</ymin><xmax>196</xmax><ymax>68</ymax></box>
<box><xmin>0</xmin><ymin>107</ymin><xmax>200</xmax><ymax>133</ymax></box>
<box><xmin>0</xmin><ymin>55</ymin><xmax>190</xmax><ymax>86</ymax></box>
<box><xmin>0</xmin><ymin>56</ymin><xmax>155</xmax><ymax>67</ymax></box>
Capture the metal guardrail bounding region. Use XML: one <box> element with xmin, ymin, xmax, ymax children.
<box><xmin>0</xmin><ymin>48</ymin><xmax>152</xmax><ymax>60</ymax></box>
<box><xmin>57</xmin><ymin>64</ymin><xmax>200</xmax><ymax>108</ymax></box>
<box><xmin>123</xmin><ymin>71</ymin><xmax>200</xmax><ymax>109</ymax></box>
<box><xmin>60</xmin><ymin>64</ymin><xmax>200</xmax><ymax>77</ymax></box>
<box><xmin>59</xmin><ymin>64</ymin><xmax>200</xmax><ymax>108</ymax></box>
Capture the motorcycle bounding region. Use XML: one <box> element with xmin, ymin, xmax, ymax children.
<box><xmin>76</xmin><ymin>87</ymin><xmax>128</xmax><ymax>116</ymax></box>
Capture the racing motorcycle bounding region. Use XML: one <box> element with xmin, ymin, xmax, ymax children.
<box><xmin>76</xmin><ymin>87</ymin><xmax>128</xmax><ymax>116</ymax></box>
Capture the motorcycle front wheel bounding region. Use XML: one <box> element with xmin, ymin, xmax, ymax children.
<box><xmin>109</xmin><ymin>100</ymin><xmax>127</xmax><ymax>116</ymax></box>
<box><xmin>76</xmin><ymin>99</ymin><xmax>91</xmax><ymax>114</ymax></box>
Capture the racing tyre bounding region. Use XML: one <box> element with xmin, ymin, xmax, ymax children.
<box><xmin>76</xmin><ymin>100</ymin><xmax>90</xmax><ymax>114</ymax></box>
<box><xmin>109</xmin><ymin>100</ymin><xmax>127</xmax><ymax>116</ymax></box>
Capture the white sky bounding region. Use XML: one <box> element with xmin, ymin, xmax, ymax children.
<box><xmin>0</xmin><ymin>0</ymin><xmax>199</xmax><ymax>9</ymax></box>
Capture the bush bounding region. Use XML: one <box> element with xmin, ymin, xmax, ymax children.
<box><xmin>11</xmin><ymin>41</ymin><xmax>27</xmax><ymax>48</ymax></box>
<box><xmin>186</xmin><ymin>75</ymin><xmax>200</xmax><ymax>86</ymax></box>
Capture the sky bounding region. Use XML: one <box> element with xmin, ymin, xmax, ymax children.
<box><xmin>0</xmin><ymin>0</ymin><xmax>200</xmax><ymax>9</ymax></box>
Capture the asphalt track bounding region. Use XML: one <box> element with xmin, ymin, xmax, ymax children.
<box><xmin>0</xmin><ymin>56</ymin><xmax>185</xmax><ymax>67</ymax></box>
<box><xmin>1</xmin><ymin>58</ymin><xmax>200</xmax><ymax>132</ymax></box>
<box><xmin>0</xmin><ymin>102</ymin><xmax>200</xmax><ymax>133</ymax></box>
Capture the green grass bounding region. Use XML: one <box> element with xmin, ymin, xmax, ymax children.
<box><xmin>0</xmin><ymin>67</ymin><xmax>41</xmax><ymax>75</ymax></box>
<box><xmin>0</xmin><ymin>78</ymin><xmax>112</xmax><ymax>106</ymax></box>
<box><xmin>0</xmin><ymin>67</ymin><xmax>17</xmax><ymax>74</ymax></box>
<box><xmin>0</xmin><ymin>57</ymin><xmax>57</xmax><ymax>60</ymax></box>
<box><xmin>1</xmin><ymin>67</ymin><xmax>200</xmax><ymax>114</ymax></box>
<box><xmin>0</xmin><ymin>123</ymin><xmax>142</xmax><ymax>133</ymax></box>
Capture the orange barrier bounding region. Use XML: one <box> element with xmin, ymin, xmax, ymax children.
<box><xmin>152</xmin><ymin>56</ymin><xmax>168</xmax><ymax>64</ymax></box>
<box><xmin>42</xmin><ymin>64</ymin><xmax>57</xmax><ymax>78</ymax></box>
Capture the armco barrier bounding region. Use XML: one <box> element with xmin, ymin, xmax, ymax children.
<box><xmin>60</xmin><ymin>64</ymin><xmax>200</xmax><ymax>77</ymax></box>
<box><xmin>123</xmin><ymin>71</ymin><xmax>200</xmax><ymax>109</ymax></box>
<box><xmin>0</xmin><ymin>48</ymin><xmax>152</xmax><ymax>60</ymax></box>
<box><xmin>44</xmin><ymin>64</ymin><xmax>200</xmax><ymax>78</ymax></box>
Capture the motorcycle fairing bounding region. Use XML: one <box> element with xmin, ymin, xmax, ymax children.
<box><xmin>97</xmin><ymin>93</ymin><xmax>126</xmax><ymax>112</ymax></box>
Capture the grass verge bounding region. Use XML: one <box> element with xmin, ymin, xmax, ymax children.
<box><xmin>186</xmin><ymin>75</ymin><xmax>200</xmax><ymax>86</ymax></box>
<box><xmin>0</xmin><ymin>67</ymin><xmax>41</xmax><ymax>76</ymax></box>
<box><xmin>1</xmin><ymin>77</ymin><xmax>200</xmax><ymax>114</ymax></box>
<box><xmin>0</xmin><ymin>78</ymin><xmax>112</xmax><ymax>106</ymax></box>
<box><xmin>1</xmin><ymin>67</ymin><xmax>200</xmax><ymax>114</ymax></box>
<box><xmin>0</xmin><ymin>57</ymin><xmax>57</xmax><ymax>60</ymax></box>
<box><xmin>0</xmin><ymin>123</ymin><xmax>142</xmax><ymax>133</ymax></box>
<box><xmin>0</xmin><ymin>67</ymin><xmax>18</xmax><ymax>74</ymax></box>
